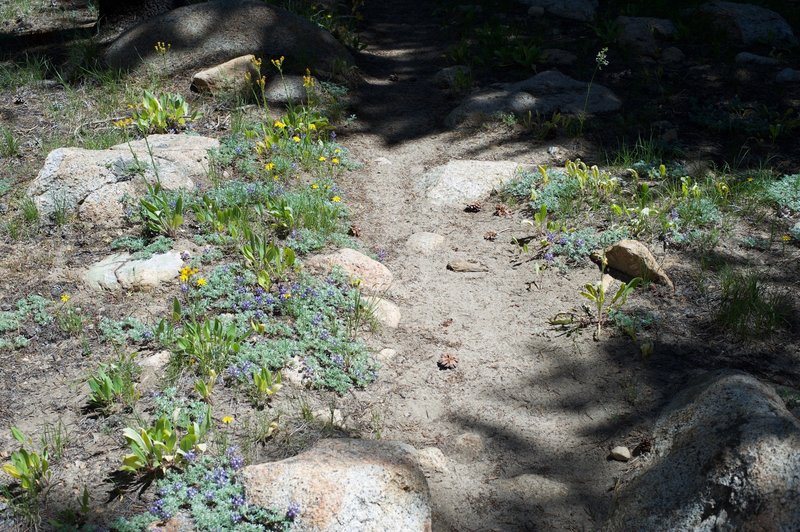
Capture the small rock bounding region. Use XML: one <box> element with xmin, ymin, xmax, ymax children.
<box><xmin>305</xmin><ymin>248</ymin><xmax>393</xmax><ymax>293</ymax></box>
<box><xmin>138</xmin><ymin>350</ymin><xmax>172</xmax><ymax>390</ymax></box>
<box><xmin>312</xmin><ymin>408</ymin><xmax>345</xmax><ymax>427</ymax></box>
<box><xmin>519</xmin><ymin>0</ymin><xmax>598</xmax><ymax>22</ymax></box>
<box><xmin>406</xmin><ymin>232</ymin><xmax>445</xmax><ymax>254</ymax></box>
<box><xmin>263</xmin><ymin>75</ymin><xmax>314</xmax><ymax>105</ymax></box>
<box><xmin>281</xmin><ymin>362</ymin><xmax>306</xmax><ymax>386</ymax></box>
<box><xmin>373</xmin><ymin>157</ymin><xmax>392</xmax><ymax>165</ymax></box>
<box><xmin>367</xmin><ymin>297</ymin><xmax>401</xmax><ymax>328</ymax></box>
<box><xmin>416</xmin><ymin>447</ymin><xmax>449</xmax><ymax>473</ymax></box>
<box><xmin>447</xmin><ymin>260</ymin><xmax>488</xmax><ymax>273</ymax></box>
<box><xmin>453</xmin><ymin>432</ymin><xmax>484</xmax><ymax>460</ymax></box>
<box><xmin>603</xmin><ymin>240</ymin><xmax>673</xmax><ymax>290</ymax></box>
<box><xmin>433</xmin><ymin>65</ymin><xmax>471</xmax><ymax>89</ymax></box>
<box><xmin>190</xmin><ymin>54</ymin><xmax>260</xmax><ymax>95</ymax></box>
<box><xmin>610</xmin><ymin>446</ymin><xmax>632</xmax><ymax>462</ymax></box>
<box><xmin>776</xmin><ymin>68</ymin><xmax>800</xmax><ymax>83</ymax></box>
<box><xmin>735</xmin><ymin>52</ymin><xmax>780</xmax><ymax>66</ymax></box>
<box><xmin>378</xmin><ymin>348</ymin><xmax>397</xmax><ymax>363</ymax></box>
<box><xmin>527</xmin><ymin>5</ymin><xmax>545</xmax><ymax>16</ymax></box>
<box><xmin>660</xmin><ymin>47</ymin><xmax>685</xmax><ymax>63</ymax></box>
<box><xmin>240</xmin><ymin>439</ymin><xmax>431</xmax><ymax>531</ymax></box>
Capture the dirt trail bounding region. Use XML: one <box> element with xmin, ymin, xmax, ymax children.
<box><xmin>331</xmin><ymin>2</ymin><xmax>661</xmax><ymax>530</ymax></box>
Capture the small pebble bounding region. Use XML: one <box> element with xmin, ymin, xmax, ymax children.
<box><xmin>610</xmin><ymin>446</ymin><xmax>632</xmax><ymax>462</ymax></box>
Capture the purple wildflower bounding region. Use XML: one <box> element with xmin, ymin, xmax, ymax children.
<box><xmin>180</xmin><ymin>251</ymin><xmax>190</xmax><ymax>261</ymax></box>
<box><xmin>286</xmin><ymin>502</ymin><xmax>300</xmax><ymax>520</ymax></box>
<box><xmin>230</xmin><ymin>494</ymin><xmax>245</xmax><ymax>507</ymax></box>
<box><xmin>544</xmin><ymin>252</ymin><xmax>555</xmax><ymax>263</ymax></box>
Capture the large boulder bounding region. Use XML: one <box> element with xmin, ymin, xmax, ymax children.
<box><xmin>446</xmin><ymin>70</ymin><xmax>620</xmax><ymax>128</ymax></box>
<box><xmin>607</xmin><ymin>371</ymin><xmax>800</xmax><ymax>531</ymax></box>
<box><xmin>517</xmin><ymin>0</ymin><xmax>598</xmax><ymax>22</ymax></box>
<box><xmin>241</xmin><ymin>438</ymin><xmax>431</xmax><ymax>532</ymax></box>
<box><xmin>27</xmin><ymin>135</ymin><xmax>217</xmax><ymax>226</ymax></box>
<box><xmin>699</xmin><ymin>1</ymin><xmax>797</xmax><ymax>48</ymax></box>
<box><xmin>103</xmin><ymin>0</ymin><xmax>354</xmax><ymax>77</ymax></box>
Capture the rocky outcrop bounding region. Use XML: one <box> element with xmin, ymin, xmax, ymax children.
<box><xmin>517</xmin><ymin>0</ymin><xmax>598</xmax><ymax>22</ymax></box>
<box><xmin>104</xmin><ymin>0</ymin><xmax>354</xmax><ymax>77</ymax></box>
<box><xmin>446</xmin><ymin>70</ymin><xmax>620</xmax><ymax>127</ymax></box>
<box><xmin>27</xmin><ymin>135</ymin><xmax>216</xmax><ymax>226</ymax></box>
<box><xmin>607</xmin><ymin>371</ymin><xmax>800</xmax><ymax>531</ymax></box>
<box><xmin>241</xmin><ymin>438</ymin><xmax>431</xmax><ymax>532</ymax></box>
<box><xmin>421</xmin><ymin>160</ymin><xmax>531</xmax><ymax>207</ymax></box>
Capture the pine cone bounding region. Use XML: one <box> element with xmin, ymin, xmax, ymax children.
<box><xmin>484</xmin><ymin>231</ymin><xmax>497</xmax><ymax>241</ymax></box>
<box><xmin>437</xmin><ymin>352</ymin><xmax>459</xmax><ymax>370</ymax></box>
<box><xmin>464</xmin><ymin>202</ymin><xmax>482</xmax><ymax>213</ymax></box>
<box><xmin>494</xmin><ymin>203</ymin><xmax>512</xmax><ymax>217</ymax></box>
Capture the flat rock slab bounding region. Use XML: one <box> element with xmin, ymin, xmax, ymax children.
<box><xmin>447</xmin><ymin>260</ymin><xmax>489</xmax><ymax>273</ymax></box>
<box><xmin>699</xmin><ymin>1</ymin><xmax>797</xmax><ymax>48</ymax></box>
<box><xmin>305</xmin><ymin>248</ymin><xmax>393</xmax><ymax>293</ymax></box>
<box><xmin>104</xmin><ymin>0</ymin><xmax>354</xmax><ymax>77</ymax></box>
<box><xmin>518</xmin><ymin>0</ymin><xmax>598</xmax><ymax>21</ymax></box>
<box><xmin>85</xmin><ymin>251</ymin><xmax>183</xmax><ymax>291</ymax></box>
<box><xmin>241</xmin><ymin>438</ymin><xmax>431</xmax><ymax>532</ymax></box>
<box><xmin>422</xmin><ymin>160</ymin><xmax>530</xmax><ymax>207</ymax></box>
<box><xmin>446</xmin><ymin>70</ymin><xmax>620</xmax><ymax>128</ymax></box>
<box><xmin>27</xmin><ymin>135</ymin><xmax>217</xmax><ymax>225</ymax></box>
<box><xmin>607</xmin><ymin>371</ymin><xmax>800</xmax><ymax>530</ymax></box>
<box><xmin>406</xmin><ymin>232</ymin><xmax>445</xmax><ymax>254</ymax></box>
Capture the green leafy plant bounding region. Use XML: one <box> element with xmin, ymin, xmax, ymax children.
<box><xmin>140</xmin><ymin>183</ymin><xmax>184</xmax><ymax>237</ymax></box>
<box><xmin>174</xmin><ymin>316</ymin><xmax>249</xmax><ymax>375</ymax></box>
<box><xmin>131</xmin><ymin>90</ymin><xmax>200</xmax><ymax>134</ymax></box>
<box><xmin>0</xmin><ymin>126</ymin><xmax>20</xmax><ymax>157</ymax></box>
<box><xmin>194</xmin><ymin>370</ymin><xmax>217</xmax><ymax>404</ymax></box>
<box><xmin>717</xmin><ymin>268</ymin><xmax>792</xmax><ymax>336</ymax></box>
<box><xmin>249</xmin><ymin>367</ymin><xmax>282</xmax><ymax>406</ymax></box>
<box><xmin>120</xmin><ymin>408</ymin><xmax>210</xmax><ymax>476</ymax></box>
<box><xmin>3</xmin><ymin>427</ymin><xmax>50</xmax><ymax>497</ymax></box>
<box><xmin>240</xmin><ymin>231</ymin><xmax>297</xmax><ymax>289</ymax></box>
<box><xmin>87</xmin><ymin>354</ymin><xmax>140</xmax><ymax>414</ymax></box>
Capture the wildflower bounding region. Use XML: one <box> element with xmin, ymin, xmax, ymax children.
<box><xmin>60</xmin><ymin>294</ymin><xmax>70</xmax><ymax>303</ymax></box>
<box><xmin>180</xmin><ymin>283</ymin><xmax>189</xmax><ymax>293</ymax></box>
<box><xmin>265</xmin><ymin>162</ymin><xmax>275</xmax><ymax>171</ymax></box>
<box><xmin>747</xmin><ymin>177</ymin><xmax>754</xmax><ymax>182</ymax></box>
<box><xmin>331</xmin><ymin>196</ymin><xmax>341</xmax><ymax>203</ymax></box>
<box><xmin>251</xmin><ymin>56</ymin><xmax>262</xmax><ymax>69</ymax></box>
<box><xmin>222</xmin><ymin>416</ymin><xmax>235</xmax><ymax>424</ymax></box>
<box><xmin>196</xmin><ymin>277</ymin><xmax>207</xmax><ymax>287</ymax></box>
<box><xmin>231</xmin><ymin>494</ymin><xmax>245</xmax><ymax>507</ymax></box>
<box><xmin>783</xmin><ymin>234</ymin><xmax>792</xmax><ymax>242</ymax></box>
<box><xmin>180</xmin><ymin>251</ymin><xmax>190</xmax><ymax>261</ymax></box>
<box><xmin>308</xmin><ymin>123</ymin><xmax>317</xmax><ymax>131</ymax></box>
<box><xmin>332</xmin><ymin>157</ymin><xmax>340</xmax><ymax>165</ymax></box>
<box><xmin>271</xmin><ymin>56</ymin><xmax>285</xmax><ymax>69</ymax></box>
<box><xmin>311</xmin><ymin>183</ymin><xmax>319</xmax><ymax>189</ymax></box>
<box><xmin>273</xmin><ymin>120</ymin><xmax>286</xmax><ymax>129</ymax></box>
<box><xmin>287</xmin><ymin>502</ymin><xmax>301</xmax><ymax>520</ymax></box>
<box><xmin>319</xmin><ymin>156</ymin><xmax>327</xmax><ymax>162</ymax></box>
<box><xmin>292</xmin><ymin>135</ymin><xmax>301</xmax><ymax>143</ymax></box>
<box><xmin>334</xmin><ymin>148</ymin><xmax>341</xmax><ymax>154</ymax></box>
<box><xmin>543</xmin><ymin>252</ymin><xmax>555</xmax><ymax>263</ymax></box>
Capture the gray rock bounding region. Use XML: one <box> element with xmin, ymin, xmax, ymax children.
<box><xmin>446</xmin><ymin>70</ymin><xmax>620</xmax><ymax>128</ymax></box>
<box><xmin>527</xmin><ymin>6</ymin><xmax>545</xmax><ymax>16</ymax></box>
<box><xmin>518</xmin><ymin>0</ymin><xmax>598</xmax><ymax>22</ymax></box>
<box><xmin>541</xmin><ymin>48</ymin><xmax>577</xmax><ymax>66</ymax></box>
<box><xmin>607</xmin><ymin>371</ymin><xmax>800</xmax><ymax>531</ymax></box>
<box><xmin>616</xmin><ymin>16</ymin><xmax>676</xmax><ymax>56</ymax></box>
<box><xmin>263</xmin><ymin>75</ymin><xmax>315</xmax><ymax>104</ymax></box>
<box><xmin>406</xmin><ymin>232</ymin><xmax>445</xmax><ymax>254</ymax></box>
<box><xmin>104</xmin><ymin>0</ymin><xmax>354</xmax><ymax>78</ymax></box>
<box><xmin>27</xmin><ymin>135</ymin><xmax>217</xmax><ymax>225</ymax></box>
<box><xmin>241</xmin><ymin>439</ymin><xmax>431</xmax><ymax>532</ymax></box>
<box><xmin>735</xmin><ymin>52</ymin><xmax>781</xmax><ymax>66</ymax></box>
<box><xmin>190</xmin><ymin>54</ymin><xmax>260</xmax><ymax>95</ymax></box>
<box><xmin>447</xmin><ymin>260</ymin><xmax>488</xmax><ymax>273</ymax></box>
<box><xmin>416</xmin><ymin>447</ymin><xmax>449</xmax><ymax>474</ymax></box>
<box><xmin>660</xmin><ymin>46</ymin><xmax>685</xmax><ymax>63</ymax></box>
<box><xmin>377</xmin><ymin>348</ymin><xmax>398</xmax><ymax>363</ymax></box>
<box><xmin>85</xmin><ymin>251</ymin><xmax>183</xmax><ymax>291</ymax></box>
<box><xmin>421</xmin><ymin>160</ymin><xmax>531</xmax><ymax>207</ymax></box>
<box><xmin>699</xmin><ymin>1</ymin><xmax>797</xmax><ymax>48</ymax></box>
<box><xmin>776</xmin><ymin>67</ymin><xmax>800</xmax><ymax>83</ymax></box>
<box><xmin>433</xmin><ymin>65</ymin><xmax>472</xmax><ymax>89</ymax></box>
<box><xmin>610</xmin><ymin>446</ymin><xmax>631</xmax><ymax>462</ymax></box>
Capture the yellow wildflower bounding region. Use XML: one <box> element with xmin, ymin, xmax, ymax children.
<box><xmin>60</xmin><ymin>294</ymin><xmax>70</xmax><ymax>303</ymax></box>
<box><xmin>783</xmin><ymin>234</ymin><xmax>792</xmax><ymax>242</ymax></box>
<box><xmin>292</xmin><ymin>135</ymin><xmax>301</xmax><ymax>143</ymax></box>
<box><xmin>274</xmin><ymin>120</ymin><xmax>286</xmax><ymax>129</ymax></box>
<box><xmin>196</xmin><ymin>277</ymin><xmax>207</xmax><ymax>287</ymax></box>
<box><xmin>308</xmin><ymin>123</ymin><xmax>316</xmax><ymax>131</ymax></box>
<box><xmin>747</xmin><ymin>177</ymin><xmax>754</xmax><ymax>182</ymax></box>
<box><xmin>332</xmin><ymin>157</ymin><xmax>340</xmax><ymax>165</ymax></box>
<box><xmin>179</xmin><ymin>266</ymin><xmax>192</xmax><ymax>282</ymax></box>
<box><xmin>271</xmin><ymin>56</ymin><xmax>285</xmax><ymax>69</ymax></box>
<box><xmin>334</xmin><ymin>148</ymin><xmax>341</xmax><ymax>154</ymax></box>
<box><xmin>244</xmin><ymin>71</ymin><xmax>252</xmax><ymax>82</ymax></box>
<box><xmin>282</xmin><ymin>292</ymin><xmax>292</xmax><ymax>299</ymax></box>
<box><xmin>222</xmin><ymin>416</ymin><xmax>235</xmax><ymax>424</ymax></box>
<box><xmin>265</xmin><ymin>162</ymin><xmax>275</xmax><ymax>171</ymax></box>
<box><xmin>331</xmin><ymin>196</ymin><xmax>341</xmax><ymax>203</ymax></box>
<box><xmin>318</xmin><ymin>156</ymin><xmax>327</xmax><ymax>162</ymax></box>
<box><xmin>251</xmin><ymin>56</ymin><xmax>263</xmax><ymax>69</ymax></box>
<box><xmin>311</xmin><ymin>183</ymin><xmax>319</xmax><ymax>189</ymax></box>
